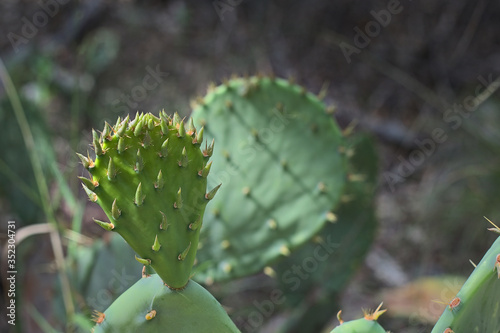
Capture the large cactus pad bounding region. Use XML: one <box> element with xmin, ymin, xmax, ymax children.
<box><xmin>92</xmin><ymin>274</ymin><xmax>239</xmax><ymax>333</ymax></box>
<box><xmin>431</xmin><ymin>226</ymin><xmax>500</xmax><ymax>333</ymax></box>
<box><xmin>79</xmin><ymin>112</ymin><xmax>217</xmax><ymax>289</ymax></box>
<box><xmin>191</xmin><ymin>76</ymin><xmax>347</xmax><ymax>282</ymax></box>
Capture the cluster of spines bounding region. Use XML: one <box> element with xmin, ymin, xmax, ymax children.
<box><xmin>77</xmin><ymin>111</ymin><xmax>216</xmax><ymax>208</ymax></box>
<box><xmin>78</xmin><ymin>111</ymin><xmax>220</xmax><ymax>290</ymax></box>
<box><xmin>78</xmin><ymin>111</ymin><xmax>212</xmax><ymax>159</ymax></box>
<box><xmin>332</xmin><ymin>303</ymin><xmax>388</xmax><ymax>333</ymax></box>
<box><xmin>337</xmin><ymin>303</ymin><xmax>387</xmax><ymax>324</ymax></box>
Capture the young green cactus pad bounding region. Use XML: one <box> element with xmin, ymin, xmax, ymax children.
<box><xmin>273</xmin><ymin>133</ymin><xmax>378</xmax><ymax>333</ymax></box>
<box><xmin>191</xmin><ymin>76</ymin><xmax>347</xmax><ymax>282</ymax></box>
<box><xmin>431</xmin><ymin>226</ymin><xmax>500</xmax><ymax>333</ymax></box>
<box><xmin>79</xmin><ymin>112</ymin><xmax>216</xmax><ymax>289</ymax></box>
<box><xmin>331</xmin><ymin>303</ymin><xmax>387</xmax><ymax>333</ymax></box>
<box><xmin>92</xmin><ymin>274</ymin><xmax>239</xmax><ymax>333</ymax></box>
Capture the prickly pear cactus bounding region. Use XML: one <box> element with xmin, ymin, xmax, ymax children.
<box><xmin>191</xmin><ymin>76</ymin><xmax>347</xmax><ymax>282</ymax></box>
<box><xmin>331</xmin><ymin>304</ymin><xmax>387</xmax><ymax>333</ymax></box>
<box><xmin>81</xmin><ymin>112</ymin><xmax>240</xmax><ymax>332</ymax></box>
<box><xmin>92</xmin><ymin>274</ymin><xmax>239</xmax><ymax>333</ymax></box>
<box><xmin>431</xmin><ymin>221</ymin><xmax>500</xmax><ymax>333</ymax></box>
<box><xmin>78</xmin><ymin>111</ymin><xmax>218</xmax><ymax>289</ymax></box>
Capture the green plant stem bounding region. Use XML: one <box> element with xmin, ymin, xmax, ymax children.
<box><xmin>28</xmin><ymin>303</ymin><xmax>63</xmax><ymax>333</ymax></box>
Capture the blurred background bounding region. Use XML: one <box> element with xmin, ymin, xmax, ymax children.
<box><xmin>1</xmin><ymin>0</ymin><xmax>500</xmax><ymax>332</ymax></box>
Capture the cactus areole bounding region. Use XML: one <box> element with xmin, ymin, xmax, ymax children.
<box><xmin>79</xmin><ymin>112</ymin><xmax>217</xmax><ymax>289</ymax></box>
<box><xmin>331</xmin><ymin>303</ymin><xmax>387</xmax><ymax>333</ymax></box>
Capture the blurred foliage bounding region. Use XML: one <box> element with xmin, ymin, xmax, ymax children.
<box><xmin>52</xmin><ymin>235</ymin><xmax>141</xmax><ymax>332</ymax></box>
<box><xmin>0</xmin><ymin>97</ymin><xmax>49</xmax><ymax>224</ymax></box>
<box><xmin>414</xmin><ymin>98</ymin><xmax>500</xmax><ymax>270</ymax></box>
<box><xmin>79</xmin><ymin>29</ymin><xmax>120</xmax><ymax>76</ymax></box>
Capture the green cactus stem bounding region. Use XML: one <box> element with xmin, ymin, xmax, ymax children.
<box><xmin>431</xmin><ymin>219</ymin><xmax>500</xmax><ymax>333</ymax></box>
<box><xmin>79</xmin><ymin>112</ymin><xmax>215</xmax><ymax>289</ymax></box>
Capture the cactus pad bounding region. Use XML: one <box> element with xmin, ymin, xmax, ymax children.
<box><xmin>431</xmin><ymin>226</ymin><xmax>500</xmax><ymax>333</ymax></box>
<box><xmin>79</xmin><ymin>112</ymin><xmax>216</xmax><ymax>289</ymax></box>
<box><xmin>92</xmin><ymin>274</ymin><xmax>239</xmax><ymax>333</ymax></box>
<box><xmin>191</xmin><ymin>76</ymin><xmax>347</xmax><ymax>282</ymax></box>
